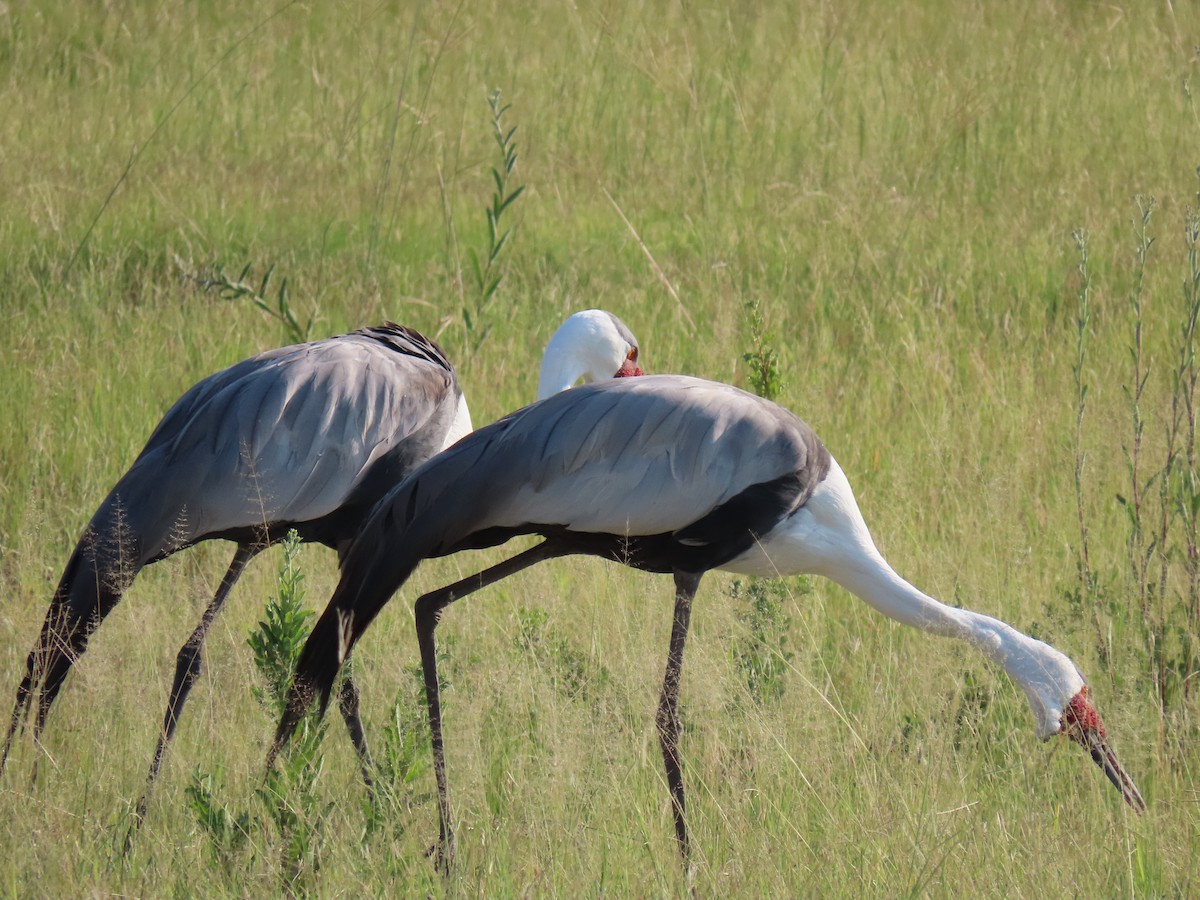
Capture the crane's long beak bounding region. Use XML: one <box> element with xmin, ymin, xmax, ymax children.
<box><xmin>1074</xmin><ymin>725</ymin><xmax>1146</xmax><ymax>812</ymax></box>
<box><xmin>1062</xmin><ymin>688</ymin><xmax>1146</xmax><ymax>813</ymax></box>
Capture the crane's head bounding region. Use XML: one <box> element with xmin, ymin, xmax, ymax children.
<box><xmin>995</xmin><ymin>629</ymin><xmax>1144</xmax><ymax>812</ymax></box>
<box><xmin>1060</xmin><ymin>687</ymin><xmax>1145</xmax><ymax>812</ymax></box>
<box><xmin>614</xmin><ymin>345</ymin><xmax>643</xmax><ymax>378</ymax></box>
<box><xmin>537</xmin><ymin>309</ymin><xmax>644</xmax><ymax>399</ymax></box>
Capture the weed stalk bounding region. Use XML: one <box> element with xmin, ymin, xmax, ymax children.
<box><xmin>1121</xmin><ymin>196</ymin><xmax>1156</xmax><ymax>616</ymax></box>
<box><xmin>464</xmin><ymin>88</ymin><xmax>525</xmax><ymax>350</ymax></box>
<box><xmin>1070</xmin><ymin>229</ymin><xmax>1116</xmax><ymax>674</ymax></box>
<box><xmin>179</xmin><ymin>256</ymin><xmax>313</xmax><ymax>344</ymax></box>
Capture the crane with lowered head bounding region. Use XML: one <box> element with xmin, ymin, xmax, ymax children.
<box><xmin>269</xmin><ymin>373</ymin><xmax>1145</xmax><ymax>869</ymax></box>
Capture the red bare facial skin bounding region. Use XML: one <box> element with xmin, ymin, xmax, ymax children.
<box><xmin>1062</xmin><ymin>686</ymin><xmax>1106</xmax><ymax>738</ymax></box>
<box><xmin>615</xmin><ymin>357</ymin><xmax>644</xmax><ymax>378</ymax></box>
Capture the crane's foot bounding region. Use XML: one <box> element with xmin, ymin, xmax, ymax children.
<box><xmin>425</xmin><ymin>832</ymin><xmax>456</xmax><ymax>875</ymax></box>
<box><xmin>121</xmin><ymin>796</ymin><xmax>150</xmax><ymax>857</ymax></box>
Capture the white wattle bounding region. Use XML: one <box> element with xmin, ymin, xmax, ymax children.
<box><xmin>440</xmin><ymin>393</ymin><xmax>473</xmax><ymax>450</ymax></box>
<box><xmin>725</xmin><ymin>458</ymin><xmax>1085</xmax><ymax>740</ymax></box>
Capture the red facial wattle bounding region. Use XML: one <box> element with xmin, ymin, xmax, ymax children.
<box><xmin>615</xmin><ymin>351</ymin><xmax>643</xmax><ymax>378</ymax></box>
<box><xmin>1063</xmin><ymin>688</ymin><xmax>1106</xmax><ymax>737</ymax></box>
<box><xmin>1061</xmin><ymin>687</ymin><xmax>1145</xmax><ymax>812</ymax></box>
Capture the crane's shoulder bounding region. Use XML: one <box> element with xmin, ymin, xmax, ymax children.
<box><xmin>134</xmin><ymin>326</ymin><xmax>459</xmax><ymax>473</ymax></box>
<box><xmin>351</xmin><ymin>323</ymin><xmax>456</xmax><ymax>377</ymax></box>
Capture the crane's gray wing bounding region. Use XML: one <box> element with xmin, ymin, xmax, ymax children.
<box><xmin>357</xmin><ymin>375</ymin><xmax>829</xmax><ymax>569</ymax></box>
<box><xmin>96</xmin><ymin>325</ymin><xmax>460</xmax><ymax>562</ymax></box>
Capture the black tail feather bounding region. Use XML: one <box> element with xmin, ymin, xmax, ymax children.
<box><xmin>268</xmin><ymin>603</ymin><xmax>352</xmax><ymax>767</ymax></box>
<box><xmin>2</xmin><ymin>542</ymin><xmax>129</xmax><ymax>772</ymax></box>
<box><xmin>268</xmin><ymin>529</ymin><xmax>424</xmax><ymax>769</ymax></box>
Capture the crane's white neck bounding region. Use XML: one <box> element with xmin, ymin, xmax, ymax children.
<box><xmin>538</xmin><ymin>356</ymin><xmax>591</xmax><ymax>400</ymax></box>
<box><xmin>537</xmin><ymin>309</ymin><xmax>637</xmax><ymax>400</ymax></box>
<box><xmin>728</xmin><ymin>460</ymin><xmax>1085</xmax><ymax>740</ymax></box>
<box><xmin>827</xmin><ymin>545</ymin><xmax>1084</xmax><ymax>740</ymax></box>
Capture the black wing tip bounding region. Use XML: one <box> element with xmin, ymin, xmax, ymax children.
<box><xmin>267</xmin><ymin>612</ymin><xmax>345</xmax><ymax>766</ymax></box>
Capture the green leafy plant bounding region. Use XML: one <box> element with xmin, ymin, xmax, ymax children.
<box><xmin>364</xmin><ymin>663</ymin><xmax>433</xmax><ymax>839</ymax></box>
<box><xmin>742</xmin><ymin>299</ymin><xmax>783</xmax><ymax>401</ymax></box>
<box><xmin>179</xmin><ymin>255</ymin><xmax>313</xmax><ymax>344</ymax></box>
<box><xmin>248</xmin><ymin>531</ymin><xmax>329</xmax><ymax>892</ymax></box>
<box><xmin>247</xmin><ymin>533</ymin><xmax>314</xmax><ymax>716</ymax></box>
<box><xmin>728</xmin><ymin>579</ymin><xmax>799</xmax><ymax>705</ymax></box>
<box><xmin>187</xmin><ymin>531</ymin><xmax>330</xmax><ymax>893</ymax></box>
<box><xmin>184</xmin><ymin>767</ymin><xmax>251</xmax><ymax>870</ymax></box>
<box><xmin>464</xmin><ymin>88</ymin><xmax>525</xmax><ymax>349</ymax></box>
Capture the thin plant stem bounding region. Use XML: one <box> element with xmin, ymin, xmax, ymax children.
<box><xmin>1125</xmin><ymin>196</ymin><xmax>1156</xmax><ymax>616</ymax></box>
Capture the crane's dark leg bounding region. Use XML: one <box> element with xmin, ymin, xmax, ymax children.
<box><xmin>2</xmin><ymin>636</ymin><xmax>49</xmax><ymax>773</ymax></box>
<box><xmin>415</xmin><ymin>541</ymin><xmax>568</xmax><ymax>873</ymax></box>
<box><xmin>657</xmin><ymin>570</ymin><xmax>702</xmax><ymax>862</ymax></box>
<box><xmin>0</xmin><ymin>689</ymin><xmax>27</xmax><ymax>772</ymax></box>
<box><xmin>130</xmin><ymin>544</ymin><xmax>258</xmax><ymax>832</ymax></box>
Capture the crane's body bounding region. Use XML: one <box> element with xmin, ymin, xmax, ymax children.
<box><xmin>3</xmin><ymin>311</ymin><xmax>641</xmax><ymax>830</ymax></box>
<box><xmin>271</xmin><ymin>374</ymin><xmax>1144</xmax><ymax>868</ymax></box>
<box><xmin>96</xmin><ymin>324</ymin><xmax>466</xmax><ymax>563</ymax></box>
<box><xmin>2</xmin><ymin>324</ymin><xmax>463</xmax><ymax>801</ymax></box>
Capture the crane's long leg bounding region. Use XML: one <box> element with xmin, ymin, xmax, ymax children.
<box><xmin>658</xmin><ymin>570</ymin><xmax>702</xmax><ymax>861</ymax></box>
<box><xmin>1</xmin><ymin>636</ymin><xmax>50</xmax><ymax>773</ymax></box>
<box><xmin>415</xmin><ymin>541</ymin><xmax>568</xmax><ymax>873</ymax></box>
<box><xmin>0</xmin><ymin>690</ymin><xmax>26</xmax><ymax>772</ymax></box>
<box><xmin>32</xmin><ymin>587</ymin><xmax>125</xmax><ymax>749</ymax></box>
<box><xmin>131</xmin><ymin>544</ymin><xmax>258</xmax><ymax>830</ymax></box>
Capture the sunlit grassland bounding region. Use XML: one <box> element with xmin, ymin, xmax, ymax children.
<box><xmin>1</xmin><ymin>0</ymin><xmax>1198</xmax><ymax>894</ymax></box>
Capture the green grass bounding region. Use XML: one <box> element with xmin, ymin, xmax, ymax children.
<box><xmin>1</xmin><ymin>0</ymin><xmax>1198</xmax><ymax>894</ymax></box>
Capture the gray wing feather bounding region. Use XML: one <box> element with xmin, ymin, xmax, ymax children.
<box><xmin>387</xmin><ymin>375</ymin><xmax>823</xmax><ymax>553</ymax></box>
<box><xmin>601</xmin><ymin>310</ymin><xmax>639</xmax><ymax>350</ymax></box>
<box><xmin>103</xmin><ymin>329</ymin><xmax>458</xmax><ymax>561</ymax></box>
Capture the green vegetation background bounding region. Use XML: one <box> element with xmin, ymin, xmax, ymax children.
<box><xmin>0</xmin><ymin>1</ymin><xmax>1197</xmax><ymax>894</ymax></box>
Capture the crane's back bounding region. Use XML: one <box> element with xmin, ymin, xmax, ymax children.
<box><xmin>85</xmin><ymin>324</ymin><xmax>462</xmax><ymax>566</ymax></box>
<box><xmin>337</xmin><ymin>376</ymin><xmax>830</xmax><ymax>613</ymax></box>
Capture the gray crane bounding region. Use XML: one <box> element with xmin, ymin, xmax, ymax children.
<box><xmin>2</xmin><ymin>311</ymin><xmax>641</xmax><ymax>825</ymax></box>
<box><xmin>269</xmin><ymin>374</ymin><xmax>1145</xmax><ymax>869</ymax></box>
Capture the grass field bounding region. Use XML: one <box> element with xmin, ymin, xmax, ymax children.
<box><xmin>1</xmin><ymin>0</ymin><xmax>1198</xmax><ymax>894</ymax></box>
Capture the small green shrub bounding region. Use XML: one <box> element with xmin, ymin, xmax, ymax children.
<box><xmin>187</xmin><ymin>531</ymin><xmax>330</xmax><ymax>894</ymax></box>
<box><xmin>742</xmin><ymin>299</ymin><xmax>783</xmax><ymax>402</ymax></box>
<box><xmin>728</xmin><ymin>578</ymin><xmax>802</xmax><ymax>705</ymax></box>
